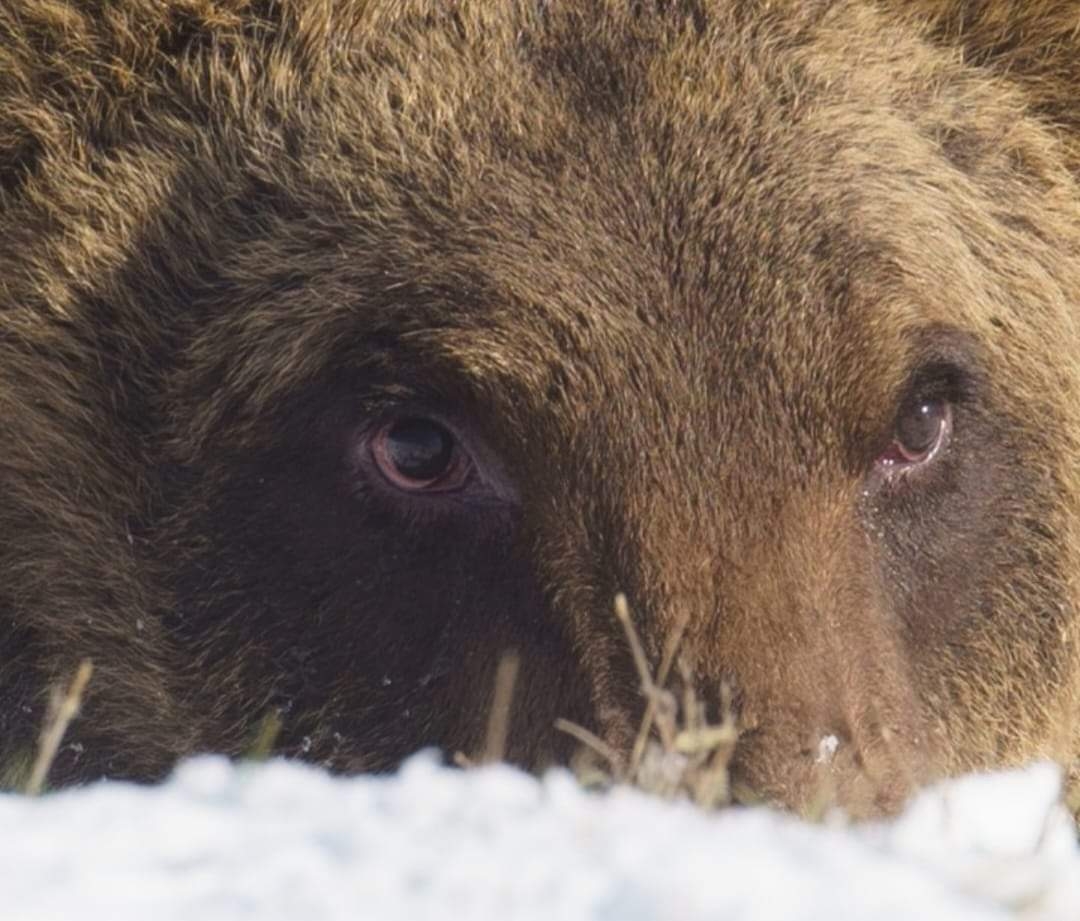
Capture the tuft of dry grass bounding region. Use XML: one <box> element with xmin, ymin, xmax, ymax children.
<box><xmin>454</xmin><ymin>596</ymin><xmax>743</xmax><ymax>813</ymax></box>
<box><xmin>25</xmin><ymin>659</ymin><xmax>94</xmax><ymax>796</ymax></box>
<box><xmin>556</xmin><ymin>593</ymin><xmax>741</xmax><ymax>810</ymax></box>
<box><xmin>456</xmin><ymin>592</ymin><xmax>744</xmax><ymax>809</ymax></box>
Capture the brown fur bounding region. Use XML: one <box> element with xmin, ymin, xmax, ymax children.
<box><xmin>1</xmin><ymin>0</ymin><xmax>1079</xmax><ymax>815</ymax></box>
<box><xmin>885</xmin><ymin>1</ymin><xmax>1080</xmax><ymax>172</ymax></box>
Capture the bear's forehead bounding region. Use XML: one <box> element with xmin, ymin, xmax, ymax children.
<box><xmin>177</xmin><ymin>3</ymin><xmax>985</xmax><ymax>459</ymax></box>
<box><xmin>314</xmin><ymin>135</ymin><xmax>923</xmax><ymax>443</ymax></box>
<box><xmin>202</xmin><ymin>164</ymin><xmax>928</xmax><ymax>468</ymax></box>
<box><xmin>308</xmin><ymin>12</ymin><xmax>941</xmax><ymax>384</ymax></box>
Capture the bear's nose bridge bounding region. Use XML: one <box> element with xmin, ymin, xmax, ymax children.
<box><xmin>601</xmin><ymin>472</ymin><xmax>863</xmax><ymax>676</ymax></box>
<box><xmin>594</xmin><ymin>471</ymin><xmax>739</xmax><ymax>664</ymax></box>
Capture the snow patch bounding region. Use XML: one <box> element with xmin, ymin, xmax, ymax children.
<box><xmin>0</xmin><ymin>755</ymin><xmax>1077</xmax><ymax>921</ymax></box>
<box><xmin>816</xmin><ymin>734</ymin><xmax>840</xmax><ymax>764</ymax></box>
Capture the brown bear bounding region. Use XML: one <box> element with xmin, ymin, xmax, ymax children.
<box><xmin>1</xmin><ymin>0</ymin><xmax>1079</xmax><ymax>816</ymax></box>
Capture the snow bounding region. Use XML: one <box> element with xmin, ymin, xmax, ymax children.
<box><xmin>1</xmin><ymin>754</ymin><xmax>1077</xmax><ymax>921</ymax></box>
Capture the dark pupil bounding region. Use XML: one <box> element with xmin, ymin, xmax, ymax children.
<box><xmin>898</xmin><ymin>400</ymin><xmax>943</xmax><ymax>454</ymax></box>
<box><xmin>386</xmin><ymin>418</ymin><xmax>454</xmax><ymax>481</ymax></box>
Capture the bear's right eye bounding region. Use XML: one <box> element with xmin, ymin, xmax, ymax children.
<box><xmin>894</xmin><ymin>399</ymin><xmax>951</xmax><ymax>462</ymax></box>
<box><xmin>371</xmin><ymin>417</ymin><xmax>472</xmax><ymax>492</ymax></box>
<box><xmin>875</xmin><ymin>397</ymin><xmax>953</xmax><ymax>473</ymax></box>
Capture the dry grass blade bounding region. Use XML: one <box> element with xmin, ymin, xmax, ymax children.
<box><xmin>26</xmin><ymin>659</ymin><xmax>93</xmax><ymax>796</ymax></box>
<box><xmin>245</xmin><ymin>710</ymin><xmax>284</xmax><ymax>762</ymax></box>
<box><xmin>482</xmin><ymin>650</ymin><xmax>520</xmax><ymax>765</ymax></box>
<box><xmin>455</xmin><ymin>648</ymin><xmax>523</xmax><ymax>770</ymax></box>
<box><xmin>1065</xmin><ymin>761</ymin><xmax>1080</xmax><ymax>825</ymax></box>
<box><xmin>554</xmin><ymin>718</ymin><xmax>624</xmax><ymax>773</ymax></box>
<box><xmin>630</xmin><ymin>603</ymin><xmax>691</xmax><ymax>776</ymax></box>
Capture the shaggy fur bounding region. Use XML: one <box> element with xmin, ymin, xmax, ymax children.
<box><xmin>1</xmin><ymin>0</ymin><xmax>1079</xmax><ymax>815</ymax></box>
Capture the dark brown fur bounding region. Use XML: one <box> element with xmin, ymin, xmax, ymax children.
<box><xmin>2</xmin><ymin>0</ymin><xmax>1080</xmax><ymax>815</ymax></box>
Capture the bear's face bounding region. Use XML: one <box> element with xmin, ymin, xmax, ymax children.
<box><xmin>4</xmin><ymin>2</ymin><xmax>1080</xmax><ymax>813</ymax></box>
<box><xmin>130</xmin><ymin>6</ymin><xmax>1080</xmax><ymax>815</ymax></box>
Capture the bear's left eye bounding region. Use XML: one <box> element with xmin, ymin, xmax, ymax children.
<box><xmin>371</xmin><ymin>417</ymin><xmax>472</xmax><ymax>492</ymax></box>
<box><xmin>878</xmin><ymin>398</ymin><xmax>952</xmax><ymax>468</ymax></box>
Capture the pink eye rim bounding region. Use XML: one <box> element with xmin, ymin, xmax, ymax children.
<box><xmin>370</xmin><ymin>416</ymin><xmax>473</xmax><ymax>493</ymax></box>
<box><xmin>876</xmin><ymin>398</ymin><xmax>953</xmax><ymax>471</ymax></box>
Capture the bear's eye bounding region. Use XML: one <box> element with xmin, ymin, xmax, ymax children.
<box><xmin>879</xmin><ymin>398</ymin><xmax>952</xmax><ymax>468</ymax></box>
<box><xmin>371</xmin><ymin>417</ymin><xmax>471</xmax><ymax>491</ymax></box>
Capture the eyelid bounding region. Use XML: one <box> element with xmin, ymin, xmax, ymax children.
<box><xmin>904</xmin><ymin>361</ymin><xmax>971</xmax><ymax>405</ymax></box>
<box><xmin>899</xmin><ymin>324</ymin><xmax>983</xmax><ymax>402</ymax></box>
